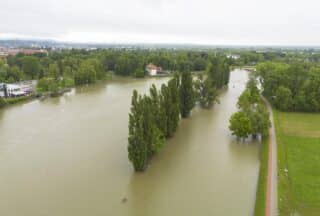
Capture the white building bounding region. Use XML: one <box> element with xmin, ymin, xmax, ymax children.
<box><xmin>0</xmin><ymin>83</ymin><xmax>4</xmax><ymax>97</ymax></box>
<box><xmin>0</xmin><ymin>83</ymin><xmax>31</xmax><ymax>98</ymax></box>
<box><xmin>146</xmin><ymin>63</ymin><xmax>163</xmax><ymax>76</ymax></box>
<box><xmin>227</xmin><ymin>54</ymin><xmax>240</xmax><ymax>60</ymax></box>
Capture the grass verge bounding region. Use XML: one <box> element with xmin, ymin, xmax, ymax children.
<box><xmin>274</xmin><ymin>110</ymin><xmax>320</xmax><ymax>216</ymax></box>
<box><xmin>254</xmin><ymin>136</ymin><xmax>269</xmax><ymax>216</ymax></box>
<box><xmin>0</xmin><ymin>96</ymin><xmax>33</xmax><ymax>109</ymax></box>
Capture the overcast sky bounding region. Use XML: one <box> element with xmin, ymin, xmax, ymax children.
<box><xmin>0</xmin><ymin>0</ymin><xmax>319</xmax><ymax>45</ymax></box>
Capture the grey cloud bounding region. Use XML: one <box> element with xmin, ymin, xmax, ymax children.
<box><xmin>0</xmin><ymin>0</ymin><xmax>319</xmax><ymax>45</ymax></box>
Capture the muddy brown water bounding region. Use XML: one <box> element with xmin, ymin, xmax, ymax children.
<box><xmin>0</xmin><ymin>69</ymin><xmax>260</xmax><ymax>216</ymax></box>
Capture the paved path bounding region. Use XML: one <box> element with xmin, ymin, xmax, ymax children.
<box><xmin>263</xmin><ymin>97</ymin><xmax>278</xmax><ymax>216</ymax></box>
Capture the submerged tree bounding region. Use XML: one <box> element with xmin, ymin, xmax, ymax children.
<box><xmin>194</xmin><ymin>74</ymin><xmax>219</xmax><ymax>108</ymax></box>
<box><xmin>128</xmin><ymin>90</ymin><xmax>148</xmax><ymax>171</ymax></box>
<box><xmin>128</xmin><ymin>87</ymin><xmax>167</xmax><ymax>171</ymax></box>
<box><xmin>167</xmin><ymin>78</ymin><xmax>180</xmax><ymax>134</ymax></box>
<box><xmin>229</xmin><ymin>111</ymin><xmax>252</xmax><ymax>140</ymax></box>
<box><xmin>248</xmin><ymin>104</ymin><xmax>271</xmax><ymax>138</ymax></box>
<box><xmin>229</xmin><ymin>76</ymin><xmax>271</xmax><ymax>140</ymax></box>
<box><xmin>179</xmin><ymin>71</ymin><xmax>195</xmax><ymax>118</ymax></box>
<box><xmin>159</xmin><ymin>77</ymin><xmax>181</xmax><ymax>138</ymax></box>
<box><xmin>207</xmin><ymin>57</ymin><xmax>230</xmax><ymax>88</ymax></box>
<box><xmin>128</xmin><ymin>59</ymin><xmax>231</xmax><ymax>171</ymax></box>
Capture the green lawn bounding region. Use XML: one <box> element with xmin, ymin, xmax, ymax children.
<box><xmin>274</xmin><ymin>110</ymin><xmax>320</xmax><ymax>216</ymax></box>
<box><xmin>254</xmin><ymin>137</ymin><xmax>269</xmax><ymax>216</ymax></box>
<box><xmin>277</xmin><ymin>112</ymin><xmax>320</xmax><ymax>138</ymax></box>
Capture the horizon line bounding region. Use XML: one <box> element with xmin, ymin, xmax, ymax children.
<box><xmin>1</xmin><ymin>37</ymin><xmax>320</xmax><ymax>48</ymax></box>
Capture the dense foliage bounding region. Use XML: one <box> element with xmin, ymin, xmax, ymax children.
<box><xmin>0</xmin><ymin>49</ymin><xmax>233</xmax><ymax>99</ymax></box>
<box><xmin>194</xmin><ymin>74</ymin><xmax>218</xmax><ymax>108</ymax></box>
<box><xmin>179</xmin><ymin>70</ymin><xmax>195</xmax><ymax>118</ymax></box>
<box><xmin>128</xmin><ymin>57</ymin><xmax>231</xmax><ymax>171</ymax></box>
<box><xmin>229</xmin><ymin>76</ymin><xmax>271</xmax><ymax>140</ymax></box>
<box><xmin>0</xmin><ymin>49</ymin><xmax>219</xmax><ymax>84</ymax></box>
<box><xmin>257</xmin><ymin>62</ymin><xmax>320</xmax><ymax>112</ymax></box>
<box><xmin>0</xmin><ymin>97</ymin><xmax>6</xmax><ymax>107</ymax></box>
<box><xmin>194</xmin><ymin>56</ymin><xmax>231</xmax><ymax>108</ymax></box>
<box><xmin>229</xmin><ymin>111</ymin><xmax>252</xmax><ymax>139</ymax></box>
<box><xmin>128</xmin><ymin>77</ymin><xmax>181</xmax><ymax>171</ymax></box>
<box><xmin>1</xmin><ymin>48</ymin><xmax>320</xmax><ymax>86</ymax></box>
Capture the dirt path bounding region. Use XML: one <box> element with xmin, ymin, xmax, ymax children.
<box><xmin>263</xmin><ymin>97</ymin><xmax>278</xmax><ymax>216</ymax></box>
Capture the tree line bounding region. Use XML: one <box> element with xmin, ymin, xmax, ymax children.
<box><xmin>0</xmin><ymin>49</ymin><xmax>228</xmax><ymax>83</ymax></box>
<box><xmin>128</xmin><ymin>58</ymin><xmax>231</xmax><ymax>171</ymax></box>
<box><xmin>1</xmin><ymin>48</ymin><xmax>320</xmax><ymax>86</ymax></box>
<box><xmin>257</xmin><ymin>62</ymin><xmax>320</xmax><ymax>112</ymax></box>
<box><xmin>0</xmin><ymin>49</ymin><xmax>234</xmax><ymax>97</ymax></box>
<box><xmin>229</xmin><ymin>76</ymin><xmax>271</xmax><ymax>140</ymax></box>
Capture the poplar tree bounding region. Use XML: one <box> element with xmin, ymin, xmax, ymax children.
<box><xmin>160</xmin><ymin>84</ymin><xmax>171</xmax><ymax>137</ymax></box>
<box><xmin>179</xmin><ymin>71</ymin><xmax>195</xmax><ymax>118</ymax></box>
<box><xmin>128</xmin><ymin>90</ymin><xmax>148</xmax><ymax>171</ymax></box>
<box><xmin>141</xmin><ymin>95</ymin><xmax>165</xmax><ymax>157</ymax></box>
<box><xmin>160</xmin><ymin>78</ymin><xmax>181</xmax><ymax>138</ymax></box>
<box><xmin>149</xmin><ymin>84</ymin><xmax>160</xmax><ymax>129</ymax></box>
<box><xmin>207</xmin><ymin>57</ymin><xmax>230</xmax><ymax>88</ymax></box>
<box><xmin>168</xmin><ymin>77</ymin><xmax>180</xmax><ymax>133</ymax></box>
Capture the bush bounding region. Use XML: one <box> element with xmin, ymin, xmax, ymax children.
<box><xmin>48</xmin><ymin>81</ymin><xmax>60</xmax><ymax>96</ymax></box>
<box><xmin>0</xmin><ymin>97</ymin><xmax>6</xmax><ymax>107</ymax></box>
<box><xmin>37</xmin><ymin>78</ymin><xmax>53</xmax><ymax>92</ymax></box>
<box><xmin>61</xmin><ymin>77</ymin><xmax>75</xmax><ymax>88</ymax></box>
<box><xmin>3</xmin><ymin>96</ymin><xmax>29</xmax><ymax>105</ymax></box>
<box><xmin>74</xmin><ymin>62</ymin><xmax>97</xmax><ymax>85</ymax></box>
<box><xmin>134</xmin><ymin>69</ymin><xmax>145</xmax><ymax>78</ymax></box>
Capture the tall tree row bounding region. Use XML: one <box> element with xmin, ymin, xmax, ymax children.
<box><xmin>128</xmin><ymin>58</ymin><xmax>231</xmax><ymax>171</ymax></box>
<box><xmin>179</xmin><ymin>70</ymin><xmax>195</xmax><ymax>118</ymax></box>
<box><xmin>128</xmin><ymin>77</ymin><xmax>182</xmax><ymax>171</ymax></box>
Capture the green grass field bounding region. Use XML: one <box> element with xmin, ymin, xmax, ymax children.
<box><xmin>274</xmin><ymin>111</ymin><xmax>320</xmax><ymax>216</ymax></box>
<box><xmin>254</xmin><ymin>137</ymin><xmax>269</xmax><ymax>216</ymax></box>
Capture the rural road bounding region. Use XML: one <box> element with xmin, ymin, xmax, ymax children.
<box><xmin>263</xmin><ymin>97</ymin><xmax>278</xmax><ymax>216</ymax></box>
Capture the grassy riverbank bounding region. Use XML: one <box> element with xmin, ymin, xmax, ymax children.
<box><xmin>254</xmin><ymin>136</ymin><xmax>269</xmax><ymax>216</ymax></box>
<box><xmin>0</xmin><ymin>96</ymin><xmax>33</xmax><ymax>108</ymax></box>
<box><xmin>274</xmin><ymin>111</ymin><xmax>320</xmax><ymax>215</ymax></box>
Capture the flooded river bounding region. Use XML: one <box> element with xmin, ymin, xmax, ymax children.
<box><xmin>0</xmin><ymin>69</ymin><xmax>260</xmax><ymax>216</ymax></box>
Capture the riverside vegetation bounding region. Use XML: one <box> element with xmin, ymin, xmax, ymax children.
<box><xmin>1</xmin><ymin>48</ymin><xmax>320</xmax><ymax>97</ymax></box>
<box><xmin>228</xmin><ymin>75</ymin><xmax>271</xmax><ymax>216</ymax></box>
<box><xmin>0</xmin><ymin>49</ymin><xmax>235</xmax><ymax>100</ymax></box>
<box><xmin>229</xmin><ymin>76</ymin><xmax>271</xmax><ymax>140</ymax></box>
<box><xmin>128</xmin><ymin>57</ymin><xmax>230</xmax><ymax>171</ymax></box>
<box><xmin>257</xmin><ymin>62</ymin><xmax>320</xmax><ymax>112</ymax></box>
<box><xmin>0</xmin><ymin>49</ymin><xmax>231</xmax><ymax>86</ymax></box>
<box><xmin>257</xmin><ymin>60</ymin><xmax>320</xmax><ymax>215</ymax></box>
